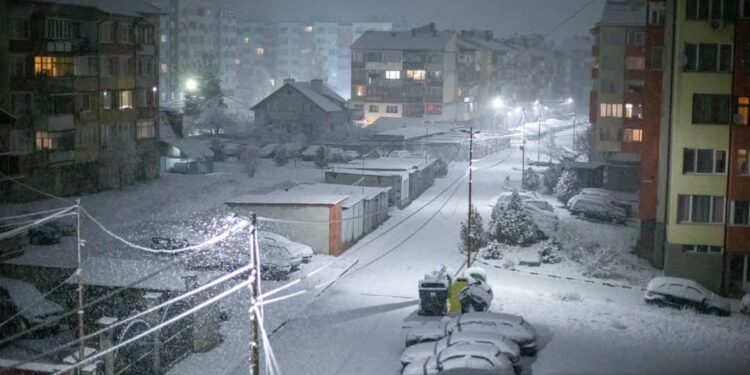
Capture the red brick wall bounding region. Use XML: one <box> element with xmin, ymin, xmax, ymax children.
<box><xmin>328</xmin><ymin>204</ymin><xmax>343</xmax><ymax>256</ymax></box>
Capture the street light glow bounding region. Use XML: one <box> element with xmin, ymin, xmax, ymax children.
<box><xmin>185</xmin><ymin>78</ymin><xmax>199</xmax><ymax>92</ymax></box>
<box><xmin>491</xmin><ymin>97</ymin><xmax>504</xmax><ymax>109</ymax></box>
<box><xmin>566</xmin><ymin>97</ymin><xmax>574</xmax><ymax>104</ymax></box>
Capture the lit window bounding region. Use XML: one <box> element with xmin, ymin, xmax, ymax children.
<box><xmin>406</xmin><ymin>70</ymin><xmax>426</xmax><ymax>80</ymax></box>
<box><xmin>235</xmin><ymin>58</ymin><xmax>240</xmax><ymax>65</ymax></box>
<box><xmin>102</xmin><ymin>91</ymin><xmax>112</xmax><ymax>110</ymax></box>
<box><xmin>738</xmin><ymin>97</ymin><xmax>749</xmax><ymax>125</ymax></box>
<box><xmin>625</xmin><ymin>103</ymin><xmax>634</xmax><ymax>118</ymax></box>
<box><xmin>623</xmin><ymin>128</ymin><xmax>643</xmax><ymax>142</ymax></box>
<box><xmin>36</xmin><ymin>131</ymin><xmax>55</xmax><ymax>150</ymax></box>
<box><xmin>34</xmin><ymin>56</ymin><xmax>73</xmax><ymax>77</ymax></box>
<box><xmin>304</xmin><ymin>26</ymin><xmax>313</xmax><ymax>33</ymax></box>
<box><xmin>599</xmin><ymin>103</ymin><xmax>623</xmax><ymax>118</ymax></box>
<box><xmin>737</xmin><ymin>149</ymin><xmax>749</xmax><ymax>175</ymax></box>
<box><xmin>355</xmin><ymin>85</ymin><xmax>365</xmax><ymax>97</ymax></box>
<box><xmin>256</xmin><ymin>47</ymin><xmax>264</xmax><ymax>55</ymax></box>
<box><xmin>244</xmin><ymin>37</ymin><xmax>250</xmax><ymax>43</ymax></box>
<box><xmin>626</xmin><ymin>56</ymin><xmax>645</xmax><ymax>70</ymax></box>
<box><xmin>120</xmin><ymin>90</ymin><xmax>133</xmax><ymax>109</ymax></box>
<box><xmin>385</xmin><ymin>70</ymin><xmax>401</xmax><ymax>80</ymax></box>
<box><xmin>161</xmin><ymin>63</ymin><xmax>168</xmax><ymax>73</ymax></box>
<box><xmin>136</xmin><ymin>119</ymin><xmax>156</xmax><ymax>139</ymax></box>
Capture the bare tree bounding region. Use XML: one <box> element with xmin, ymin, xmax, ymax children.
<box><xmin>109</xmin><ymin>137</ymin><xmax>138</xmax><ymax>189</ymax></box>
<box><xmin>240</xmin><ymin>145</ymin><xmax>259</xmax><ymax>178</ymax></box>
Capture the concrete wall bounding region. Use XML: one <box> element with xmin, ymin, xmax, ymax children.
<box><xmin>664</xmin><ymin>243</ymin><xmax>723</xmax><ymax>293</ymax></box>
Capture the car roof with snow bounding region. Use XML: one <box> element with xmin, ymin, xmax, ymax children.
<box><xmin>646</xmin><ymin>276</ymin><xmax>709</xmax><ymax>292</ymax></box>
<box><xmin>0</xmin><ymin>278</ymin><xmax>64</xmax><ymax>318</ymax></box>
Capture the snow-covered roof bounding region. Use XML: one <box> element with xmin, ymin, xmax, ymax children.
<box><xmin>326</xmin><ymin>167</ymin><xmax>410</xmax><ymax>179</ymax></box>
<box><xmin>159</xmin><ymin>112</ymin><xmax>214</xmax><ymax>158</ymax></box>
<box><xmin>31</xmin><ymin>0</ymin><xmax>166</xmax><ymax>16</ymax></box>
<box><xmin>352</xmin><ymin>30</ymin><xmax>456</xmax><ymax>51</ymax></box>
<box><xmin>289</xmin><ymin>183</ymin><xmax>391</xmax><ymax>205</ymax></box>
<box><xmin>0</xmin><ymin>278</ymin><xmax>64</xmax><ymax>318</ymax></box>
<box><xmin>227</xmin><ymin>192</ymin><xmax>347</xmax><ymax>206</ymax></box>
<box><xmin>252</xmin><ymin>81</ymin><xmax>346</xmax><ymax>113</ymax></box>
<box><xmin>330</xmin><ymin>157</ymin><xmax>436</xmax><ymax>172</ymax></box>
<box><xmin>599</xmin><ymin>0</ymin><xmax>646</xmax><ymax>26</ymax></box>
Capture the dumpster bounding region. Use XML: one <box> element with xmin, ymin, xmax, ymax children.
<box><xmin>418</xmin><ymin>269</ymin><xmax>449</xmax><ymax>316</ymax></box>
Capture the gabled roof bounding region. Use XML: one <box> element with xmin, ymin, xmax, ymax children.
<box><xmin>251</xmin><ymin>81</ymin><xmax>347</xmax><ymax>113</ymax></box>
<box><xmin>31</xmin><ymin>0</ymin><xmax>166</xmax><ymax>17</ymax></box>
<box><xmin>352</xmin><ymin>30</ymin><xmax>456</xmax><ymax>51</ymax></box>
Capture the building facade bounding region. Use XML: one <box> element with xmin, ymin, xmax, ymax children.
<box><xmin>1</xmin><ymin>0</ymin><xmax>161</xmax><ymax>201</ymax></box>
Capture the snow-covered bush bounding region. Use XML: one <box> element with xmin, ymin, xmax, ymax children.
<box><xmin>543</xmin><ymin>165</ymin><xmax>563</xmax><ymax>194</ymax></box>
<box><xmin>460</xmin><ymin>205</ymin><xmax>487</xmax><ymax>254</ymax></box>
<box><xmin>273</xmin><ymin>148</ymin><xmax>289</xmax><ymax>166</ymax></box>
<box><xmin>523</xmin><ymin>168</ymin><xmax>541</xmax><ymax>191</ymax></box>
<box><xmin>538</xmin><ymin>240</ymin><xmax>563</xmax><ymax>264</ymax></box>
<box><xmin>481</xmin><ymin>241</ymin><xmax>507</xmax><ymax>260</ymax></box>
<box><xmin>490</xmin><ymin>192</ymin><xmax>538</xmax><ymax>246</ymax></box>
<box><xmin>501</xmin><ymin>258</ymin><xmax>516</xmax><ymax>270</ymax></box>
<box><xmin>569</xmin><ymin>244</ymin><xmax>619</xmax><ymax>279</ymax></box>
<box><xmin>554</xmin><ymin>169</ymin><xmax>579</xmax><ymax>203</ymax></box>
<box><xmin>314</xmin><ymin>146</ymin><xmax>330</xmax><ymax>168</ymax></box>
<box><xmin>553</xmin><ymin>292</ymin><xmax>582</xmax><ymax>302</ymax></box>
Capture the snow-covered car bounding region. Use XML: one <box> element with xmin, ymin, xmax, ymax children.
<box><xmin>402</xmin><ymin>344</ymin><xmax>515</xmax><ymax>375</ymax></box>
<box><xmin>401</xmin><ymin>331</ymin><xmax>521</xmax><ymax>367</ymax></box>
<box><xmin>405</xmin><ymin>312</ymin><xmax>537</xmax><ymax>355</ymax></box>
<box><xmin>0</xmin><ymin>278</ymin><xmax>64</xmax><ymax>337</ymax></box>
<box><xmin>342</xmin><ymin>150</ymin><xmax>361</xmax><ymax>162</ymax></box>
<box><xmin>260</xmin><ymin>232</ymin><xmax>313</xmax><ymax>263</ymax></box>
<box><xmin>741</xmin><ymin>294</ymin><xmax>750</xmax><ymax>315</ymax></box>
<box><xmin>578</xmin><ymin>188</ymin><xmax>631</xmax><ymax>216</ymax></box>
<box><xmin>644</xmin><ymin>277</ymin><xmax>731</xmax><ymax>316</ymax></box>
<box><xmin>568</xmin><ymin>195</ymin><xmax>627</xmax><ymax>224</ymax></box>
<box><xmin>300</xmin><ymin>145</ymin><xmax>323</xmax><ymax>160</ymax></box>
<box><xmin>259</xmin><ymin>144</ymin><xmax>280</xmax><ymax>158</ymax></box>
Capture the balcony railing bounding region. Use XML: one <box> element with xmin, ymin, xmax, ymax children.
<box><xmin>34</xmin><ymin>114</ymin><xmax>74</xmax><ymax>132</ymax></box>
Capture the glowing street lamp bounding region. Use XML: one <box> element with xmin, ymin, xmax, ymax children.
<box><xmin>491</xmin><ymin>97</ymin><xmax>504</xmax><ymax>109</ymax></box>
<box><xmin>185</xmin><ymin>78</ymin><xmax>199</xmax><ymax>92</ymax></box>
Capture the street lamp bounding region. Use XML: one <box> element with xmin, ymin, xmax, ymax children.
<box><xmin>185</xmin><ymin>78</ymin><xmax>199</xmax><ymax>92</ymax></box>
<box><xmin>460</xmin><ymin>128</ymin><xmax>481</xmax><ymax>267</ymax></box>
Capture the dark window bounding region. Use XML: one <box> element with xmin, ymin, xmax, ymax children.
<box><xmin>692</xmin><ymin>195</ymin><xmax>712</xmax><ymax>222</ymax></box>
<box><xmin>693</xmin><ymin>94</ymin><xmax>731</xmax><ymax>124</ymax></box>
<box><xmin>683</xmin><ymin>148</ymin><xmax>696</xmax><ymax>173</ymax></box>
<box><xmin>685</xmin><ymin>43</ymin><xmax>732</xmax><ymax>72</ymax></box>
<box><xmin>697</xmin><ymin>149</ymin><xmax>714</xmax><ymax>173</ymax></box>
<box><xmin>698</xmin><ymin>43</ymin><xmax>718</xmax><ymax>71</ymax></box>
<box><xmin>685</xmin><ymin>44</ymin><xmax>697</xmax><ymax>71</ymax></box>
<box><xmin>651</xmin><ymin>46</ymin><xmax>664</xmax><ymax>70</ymax></box>
<box><xmin>733</xmin><ymin>201</ymin><xmax>750</xmax><ymax>225</ymax></box>
<box><xmin>719</xmin><ymin>44</ymin><xmax>733</xmax><ymax>71</ymax></box>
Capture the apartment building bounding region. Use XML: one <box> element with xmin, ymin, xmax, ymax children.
<box><xmin>351</xmin><ymin>24</ymin><xmax>460</xmax><ymax>125</ymax></box>
<box><xmin>236</xmin><ymin>20</ymin><xmax>277</xmax><ymax>108</ymax></box>
<box><xmin>0</xmin><ymin>0</ymin><xmax>162</xmax><ymax>201</ymax></box>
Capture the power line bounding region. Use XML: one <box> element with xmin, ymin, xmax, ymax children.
<box><xmin>0</xmin><ymin>273</ymin><xmax>75</xmax><ymax>331</ymax></box>
<box><xmin>543</xmin><ymin>0</ymin><xmax>600</xmax><ymax>38</ymax></box>
<box><xmin>0</xmin><ymin>206</ymin><xmax>77</xmax><ymax>242</ymax></box>
<box><xmin>0</xmin><ymin>172</ymin><xmax>74</xmax><ymax>204</ymax></box>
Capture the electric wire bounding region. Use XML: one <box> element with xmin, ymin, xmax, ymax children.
<box><xmin>0</xmin><ymin>273</ymin><xmax>75</xmax><ymax>331</ymax></box>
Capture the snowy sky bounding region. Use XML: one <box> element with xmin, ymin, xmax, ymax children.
<box><xmin>239</xmin><ymin>0</ymin><xmax>605</xmax><ymax>42</ymax></box>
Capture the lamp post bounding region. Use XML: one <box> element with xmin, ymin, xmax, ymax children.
<box><xmin>461</xmin><ymin>128</ymin><xmax>480</xmax><ymax>267</ymax></box>
<box><xmin>521</xmin><ymin>109</ymin><xmax>526</xmax><ymax>188</ymax></box>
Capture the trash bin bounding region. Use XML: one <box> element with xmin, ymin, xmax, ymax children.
<box><xmin>448</xmin><ymin>277</ymin><xmax>468</xmax><ymax>314</ymax></box>
<box><xmin>419</xmin><ymin>280</ymin><xmax>448</xmax><ymax>316</ymax></box>
<box><xmin>459</xmin><ymin>284</ymin><xmax>492</xmax><ymax>313</ymax></box>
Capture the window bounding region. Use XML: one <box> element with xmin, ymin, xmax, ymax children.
<box><xmin>738</xmin><ymin>149</ymin><xmax>750</xmax><ymax>175</ymax></box>
<box><xmin>119</xmin><ymin>91</ymin><xmax>133</xmax><ymax>109</ymax></box>
<box><xmin>406</xmin><ymin>70</ymin><xmax>426</xmax><ymax>80</ymax></box>
<box><xmin>677</xmin><ymin>194</ymin><xmax>725</xmax><ymax>223</ymax></box>
<box><xmin>352</xmin><ymin>52</ymin><xmax>364</xmax><ymax>63</ymax></box>
<box><xmin>385</xmin><ymin>105</ymin><xmax>399</xmax><ymax>114</ymax></box>
<box><xmin>120</xmin><ymin>57</ymin><xmax>134</xmax><ymax>75</ymax></box>
<box><xmin>732</xmin><ymin>201</ymin><xmax>750</xmax><ymax>225</ymax></box>
<box><xmin>685</xmin><ymin>43</ymin><xmax>733</xmax><ymax>72</ymax></box>
<box><xmin>74</xmin><ymin>56</ymin><xmax>98</xmax><ymax>76</ymax></box>
<box><xmin>77</xmin><ymin>93</ymin><xmax>92</xmax><ymax>112</ymax></box>
<box><xmin>10</xmin><ymin>93</ymin><xmax>33</xmax><ymax>115</ymax></box>
<box><xmin>626</xmin><ymin>56</ymin><xmax>645</xmax><ymax>70</ymax></box>
<box><xmin>600</xmin><ymin>103</ymin><xmax>623</xmax><ymax>118</ymax></box>
<box><xmin>117</xmin><ymin>23</ymin><xmax>132</xmax><ymax>43</ymax></box>
<box><xmin>9</xmin><ymin>18</ymin><xmax>30</xmax><ymax>40</ymax></box>
<box><xmin>101</xmin><ymin>22</ymin><xmax>115</xmax><ymax>42</ymax></box>
<box><xmin>426</xmin><ymin>104</ymin><xmax>442</xmax><ymax>115</ymax></box>
<box><xmin>101</xmin><ymin>57</ymin><xmax>117</xmax><ymax>76</ymax></box>
<box><xmin>135</xmin><ymin>25</ymin><xmax>155</xmax><ymax>44</ymax></box>
<box><xmin>384</xmin><ymin>52</ymin><xmax>401</xmax><ymax>62</ymax></box>
<box><xmin>649</xmin><ymin>3</ymin><xmax>666</xmax><ymax>24</ymax></box>
<box><xmin>385</xmin><ymin>70</ymin><xmax>400</xmax><ymax>80</ymax></box>
<box><xmin>77</xmin><ymin>127</ymin><xmax>96</xmax><ymax>146</ymax></box>
<box><xmin>136</xmin><ymin>119</ymin><xmax>156</xmax><ymax>139</ymax></box>
<box><xmin>627</xmin><ymin>31</ymin><xmax>644</xmax><ymax>46</ymax></box>
<box><xmin>34</xmin><ymin>56</ymin><xmax>73</xmax><ymax>77</ymax></box>
<box><xmin>683</xmin><ymin>245</ymin><xmax>723</xmax><ymax>254</ymax></box>
<box><xmin>683</xmin><ymin>148</ymin><xmax>726</xmax><ymax>173</ymax></box>
<box><xmin>137</xmin><ymin>57</ymin><xmax>154</xmax><ymax>75</ymax></box>
<box><xmin>651</xmin><ymin>46</ymin><xmax>664</xmax><ymax>70</ymax></box>
<box><xmin>354</xmin><ymin>85</ymin><xmax>365</xmax><ymax>97</ymax></box>
<box><xmin>100</xmin><ymin>124</ymin><xmax>112</xmax><ymax>145</ymax></box>
<box><xmin>45</xmin><ymin>18</ymin><xmax>72</xmax><ymax>39</ymax></box>
<box><xmin>36</xmin><ymin>131</ymin><xmax>55</xmax><ymax>151</ymax></box>
<box><xmin>427</xmin><ymin>71</ymin><xmax>442</xmax><ymax>80</ymax></box>
<box><xmin>50</xmin><ymin>95</ymin><xmax>74</xmax><ymax>115</ymax></box>
<box><xmin>693</xmin><ymin>94</ymin><xmax>731</xmax><ymax>124</ymax></box>
<box><xmin>686</xmin><ymin>0</ymin><xmax>736</xmax><ymax>21</ymax></box>
<box><xmin>737</xmin><ymin>97</ymin><xmax>749</xmax><ymax>125</ymax></box>
<box><xmin>368</xmin><ymin>105</ymin><xmax>379</xmax><ymax>113</ymax></box>
<box><xmin>256</xmin><ymin>47</ymin><xmax>264</xmax><ymax>55</ymax></box>
<box><xmin>304</xmin><ymin>26</ymin><xmax>313</xmax><ymax>33</ymax></box>
<box><xmin>365</xmin><ymin>52</ymin><xmax>382</xmax><ymax>62</ymax></box>
<box><xmin>10</xmin><ymin>55</ymin><xmax>27</xmax><ymax>78</ymax></box>
<box><xmin>623</xmin><ymin>128</ymin><xmax>643</xmax><ymax>142</ymax></box>
<box><xmin>102</xmin><ymin>91</ymin><xmax>113</xmax><ymax>110</ymax></box>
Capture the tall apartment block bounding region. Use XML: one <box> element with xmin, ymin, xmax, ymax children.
<box><xmin>0</xmin><ymin>0</ymin><xmax>162</xmax><ymax>200</ymax></box>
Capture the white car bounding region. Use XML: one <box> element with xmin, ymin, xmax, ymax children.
<box><xmin>405</xmin><ymin>312</ymin><xmax>537</xmax><ymax>355</ymax></box>
<box><xmin>644</xmin><ymin>277</ymin><xmax>731</xmax><ymax>316</ymax></box>
<box><xmin>260</xmin><ymin>232</ymin><xmax>313</xmax><ymax>263</ymax></box>
<box><xmin>402</xmin><ymin>344</ymin><xmax>515</xmax><ymax>375</ymax></box>
<box><xmin>578</xmin><ymin>188</ymin><xmax>631</xmax><ymax>216</ymax></box>
<box><xmin>741</xmin><ymin>294</ymin><xmax>750</xmax><ymax>315</ymax></box>
<box><xmin>568</xmin><ymin>195</ymin><xmax>627</xmax><ymax>224</ymax></box>
<box><xmin>401</xmin><ymin>331</ymin><xmax>521</xmax><ymax>367</ymax></box>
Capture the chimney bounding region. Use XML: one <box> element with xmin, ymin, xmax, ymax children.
<box><xmin>283</xmin><ymin>78</ymin><xmax>295</xmax><ymax>84</ymax></box>
<box><xmin>311</xmin><ymin>79</ymin><xmax>323</xmax><ymax>93</ymax></box>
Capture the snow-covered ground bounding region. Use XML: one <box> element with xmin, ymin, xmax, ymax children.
<box><xmin>4</xmin><ymin>126</ymin><xmax>750</xmax><ymax>374</ymax></box>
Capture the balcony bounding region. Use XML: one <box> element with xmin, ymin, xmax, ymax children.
<box><xmin>34</xmin><ymin>114</ymin><xmax>74</xmax><ymax>132</ymax></box>
<box><xmin>48</xmin><ymin>150</ymin><xmax>75</xmax><ymax>165</ymax></box>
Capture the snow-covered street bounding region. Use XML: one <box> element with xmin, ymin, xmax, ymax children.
<box><xmin>166</xmin><ymin>130</ymin><xmax>750</xmax><ymax>375</ymax></box>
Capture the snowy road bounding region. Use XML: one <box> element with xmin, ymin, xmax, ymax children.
<box><xmin>170</xmin><ymin>129</ymin><xmax>750</xmax><ymax>375</ymax></box>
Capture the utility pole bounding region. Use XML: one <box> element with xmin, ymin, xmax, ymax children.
<box><xmin>537</xmin><ymin>107</ymin><xmax>542</xmax><ymax>163</ymax></box>
<box><xmin>521</xmin><ymin>109</ymin><xmax>526</xmax><ymax>188</ymax></box>
<box><xmin>75</xmin><ymin>199</ymin><xmax>85</xmax><ymax>369</ymax></box>
<box><xmin>467</xmin><ymin>127</ymin><xmax>474</xmax><ymax>268</ymax></box>
<box><xmin>248</xmin><ymin>214</ymin><xmax>260</xmax><ymax>375</ymax></box>
<box><xmin>572</xmin><ymin>115</ymin><xmax>577</xmax><ymax>150</ymax></box>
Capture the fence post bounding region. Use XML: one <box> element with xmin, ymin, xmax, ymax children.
<box><xmin>96</xmin><ymin>317</ymin><xmax>118</xmax><ymax>375</ymax></box>
<box><xmin>144</xmin><ymin>292</ymin><xmax>163</xmax><ymax>375</ymax></box>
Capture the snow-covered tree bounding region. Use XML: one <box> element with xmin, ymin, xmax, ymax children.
<box><xmin>538</xmin><ymin>240</ymin><xmax>563</xmax><ymax>264</ymax></box>
<box><xmin>490</xmin><ymin>192</ymin><xmax>537</xmax><ymax>246</ymax></box>
<box><xmin>314</xmin><ymin>146</ymin><xmax>330</xmax><ymax>169</ymax></box>
<box><xmin>523</xmin><ymin>168</ymin><xmax>540</xmax><ymax>191</ymax></box>
<box><xmin>459</xmin><ymin>204</ymin><xmax>487</xmax><ymax>255</ymax></box>
<box><xmin>481</xmin><ymin>241</ymin><xmax>506</xmax><ymax>260</ymax></box>
<box><xmin>554</xmin><ymin>169</ymin><xmax>579</xmax><ymax>203</ymax></box>
<box><xmin>273</xmin><ymin>148</ymin><xmax>289</xmax><ymax>166</ymax></box>
<box><xmin>543</xmin><ymin>164</ymin><xmax>563</xmax><ymax>194</ymax></box>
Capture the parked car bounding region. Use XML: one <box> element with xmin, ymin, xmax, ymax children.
<box><xmin>260</xmin><ymin>232</ymin><xmax>313</xmax><ymax>263</ymax></box>
<box><xmin>741</xmin><ymin>294</ymin><xmax>749</xmax><ymax>315</ymax></box>
<box><xmin>405</xmin><ymin>312</ymin><xmax>537</xmax><ymax>355</ymax></box>
<box><xmin>644</xmin><ymin>276</ymin><xmax>731</xmax><ymax>316</ymax></box>
<box><xmin>259</xmin><ymin>144</ymin><xmax>280</xmax><ymax>158</ymax></box>
<box><xmin>578</xmin><ymin>188</ymin><xmax>632</xmax><ymax>216</ymax></box>
<box><xmin>493</xmin><ymin>193</ymin><xmax>558</xmax><ymax>239</ymax></box>
<box><xmin>0</xmin><ymin>278</ymin><xmax>64</xmax><ymax>338</ymax></box>
<box><xmin>401</xmin><ymin>331</ymin><xmax>521</xmax><ymax>367</ymax></box>
<box><xmin>401</xmin><ymin>344</ymin><xmax>515</xmax><ymax>375</ymax></box>
<box><xmin>568</xmin><ymin>195</ymin><xmax>627</xmax><ymax>224</ymax></box>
